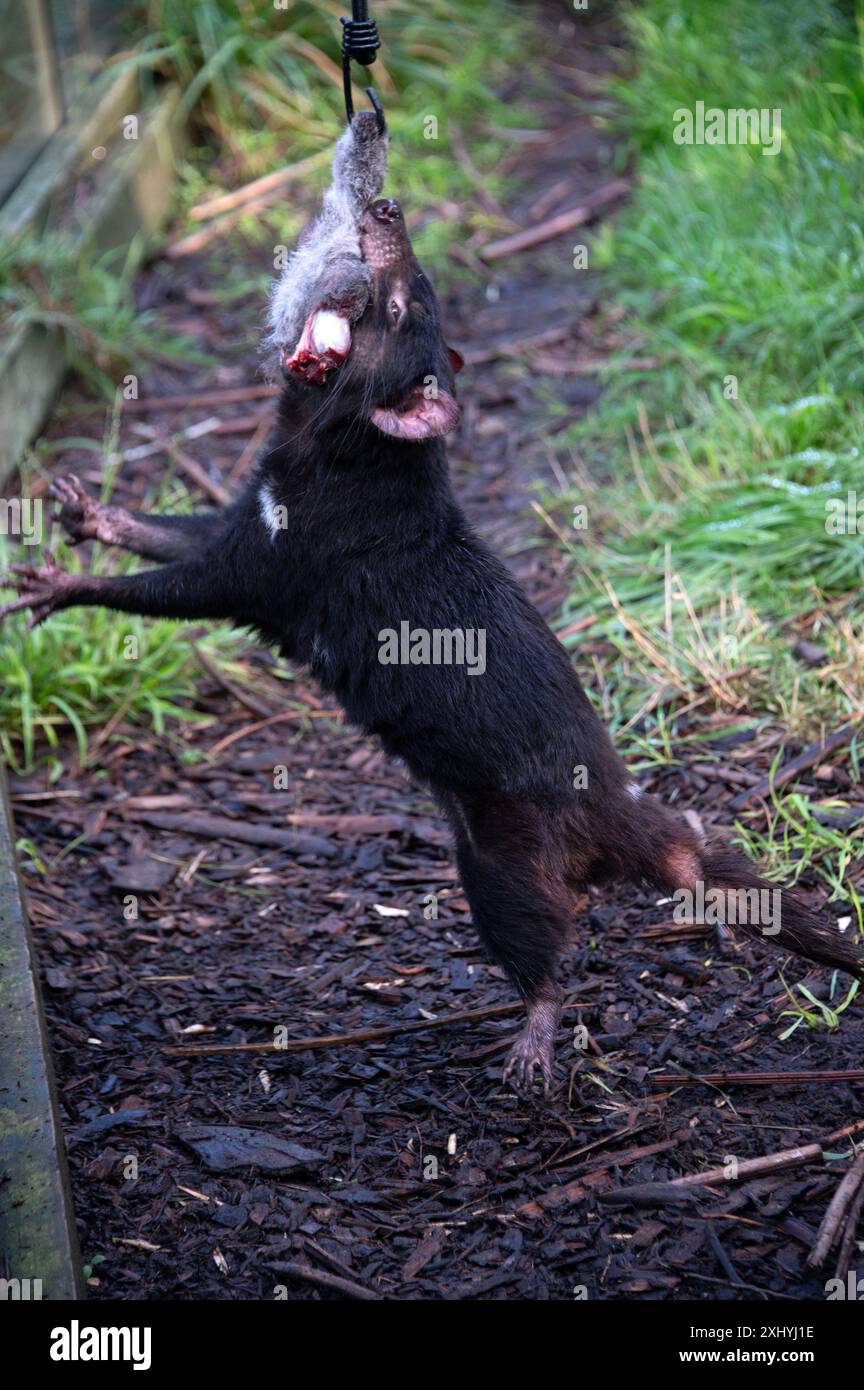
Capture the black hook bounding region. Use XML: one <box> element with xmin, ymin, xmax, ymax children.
<box><xmin>341</xmin><ymin>3</ymin><xmax>385</xmax><ymax>135</ymax></box>
<box><xmin>365</xmin><ymin>86</ymin><xmax>385</xmax><ymax>134</ymax></box>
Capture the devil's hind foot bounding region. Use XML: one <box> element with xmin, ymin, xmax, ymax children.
<box><xmin>502</xmin><ymin>994</ymin><xmax>562</xmax><ymax>1095</ymax></box>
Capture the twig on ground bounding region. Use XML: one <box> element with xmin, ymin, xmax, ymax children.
<box><xmin>122</xmin><ymin>386</ymin><xmax>277</xmax><ymax>413</ymax></box>
<box><xmin>207</xmin><ymin>708</ymin><xmax>337</xmax><ymax>759</ymax></box>
<box><xmin>192</xmin><ymin>643</ymin><xmax>275</xmax><ymax>719</ymax></box>
<box><xmin>478</xmin><ymin>178</ymin><xmax>631</xmax><ymax>260</ymax></box>
<box><xmin>599</xmin><ymin>1120</ymin><xmax>864</xmax><ymax>1211</ymax></box>
<box><xmin>165</xmin><ymin>1000</ymin><xmax>588</xmax><ymax>1057</ymax></box>
<box><xmin>124</xmin><ymin>417</ymin><xmax>222</xmax><ymax>461</ymax></box>
<box><xmin>652</xmin><ymin>1069</ymin><xmax>864</xmax><ymax>1089</ymax></box>
<box><xmin>121</xmin><ymin>809</ymin><xmax>332</xmax><ymax>852</ymax></box>
<box><xmin>124</xmin><ymin>421</ymin><xmax>230</xmax><ymax>505</ymax></box>
<box><xmin>262</xmin><ymin>1260</ymin><xmax>381</xmax><ymax>1301</ymax></box>
<box><xmin>728</xmin><ymin>720</ymin><xmax>863</xmax><ymax>811</ymax></box>
<box><xmin>807</xmin><ymin>1148</ymin><xmax>864</xmax><ymax>1267</ymax></box>
<box><xmin>226</xmin><ymin>414</ymin><xmax>272</xmax><ymax>487</ymax></box>
<box><xmin>189</xmin><ymin>151</ymin><xmax>330</xmax><ymax>222</ymax></box>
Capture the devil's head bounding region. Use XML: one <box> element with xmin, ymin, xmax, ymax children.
<box><xmin>281</xmin><ymin>196</ymin><xmax>462</xmax><ymax>445</ymax></box>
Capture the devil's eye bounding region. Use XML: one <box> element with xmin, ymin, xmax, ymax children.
<box><xmin>389</xmin><ymin>300</ymin><xmax>402</xmax><ymax>324</ymax></box>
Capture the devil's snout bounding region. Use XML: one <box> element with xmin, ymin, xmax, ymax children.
<box><xmin>360</xmin><ymin>198</ymin><xmax>416</xmax><ymax>272</ymax></box>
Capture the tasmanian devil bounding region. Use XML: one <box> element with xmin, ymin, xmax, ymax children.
<box><xmin>3</xmin><ymin>114</ymin><xmax>862</xmax><ymax>1090</ymax></box>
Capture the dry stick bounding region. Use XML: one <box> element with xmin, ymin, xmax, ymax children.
<box><xmin>262</xmin><ymin>1260</ymin><xmax>380</xmax><ymax>1302</ymax></box>
<box><xmin>532</xmin><ymin>354</ymin><xmax>662</xmax><ymax>376</ymax></box>
<box><xmin>191</xmin><ymin>642</ymin><xmax>275</xmax><ymax>720</ymax></box>
<box><xmin>164</xmin><ymin>192</ymin><xmax>288</xmax><ymax>258</ymax></box>
<box><xmin>122</xmin><ymin>810</ymin><xmax>327</xmax><ymax>852</ymax></box>
<box><xmin>122</xmin><ymin>386</ymin><xmax>278</xmax><ymax>413</ymax></box>
<box><xmin>127</xmin><ymin>422</ymin><xmax>229</xmax><ymax>505</ymax></box>
<box><xmin>210</xmin><ymin>413</ymin><xmax>272</xmax><ymax>436</ymax></box>
<box><xmin>478</xmin><ymin>178</ymin><xmax>631</xmax><ymax>260</ymax></box>
<box><xmin>557</xmin><ymin>615</ymin><xmax>598</xmax><ymax>641</ymax></box>
<box><xmin>207</xmin><ymin>708</ymin><xmax>336</xmax><ymax>759</ymax></box>
<box><xmin>527</xmin><ymin>176</ymin><xmax>571</xmax><ymax>224</ymax></box>
<box><xmin>635</xmin><ymin>1119</ymin><xmax>864</xmax><ymax>1197</ymax></box>
<box><xmin>462</xmin><ymin>323</ymin><xmax>575</xmax><ymax>367</ymax></box>
<box><xmin>600</xmin><ymin>1117</ymin><xmax>864</xmax><ymax>1206</ymax></box>
<box><xmin>807</xmin><ymin>1148</ymin><xmax>864</xmax><ymax>1267</ymax></box>
<box><xmin>124</xmin><ymin>416</ymin><xmax>222</xmax><ymax>461</ymax></box>
<box><xmin>168</xmin><ymin>446</ymin><xmax>229</xmax><ymax>507</ymax></box>
<box><xmin>834</xmin><ymin>1168</ymin><xmax>864</xmax><ymax>1279</ymax></box>
<box><xmin>164</xmin><ymin>1000</ymin><xmax>587</xmax><ymax>1058</ymax></box>
<box><xmin>652</xmin><ymin>1069</ymin><xmax>864</xmax><ymax>1089</ymax></box>
<box><xmin>226</xmin><ymin>413</ymin><xmax>272</xmax><ymax>488</ymax></box>
<box><xmin>189</xmin><ymin>150</ymin><xmax>330</xmax><ymax>221</ymax></box>
<box><xmin>727</xmin><ymin>719</ymin><xmax>863</xmax><ymax>811</ymax></box>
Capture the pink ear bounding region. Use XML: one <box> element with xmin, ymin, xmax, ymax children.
<box><xmin>447</xmin><ymin>346</ymin><xmax>465</xmax><ymax>374</ymax></box>
<box><xmin>372</xmin><ymin>389</ymin><xmax>460</xmax><ymax>441</ymax></box>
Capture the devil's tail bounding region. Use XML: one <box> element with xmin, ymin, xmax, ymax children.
<box><xmin>622</xmin><ymin>791</ymin><xmax>864</xmax><ymax>981</ymax></box>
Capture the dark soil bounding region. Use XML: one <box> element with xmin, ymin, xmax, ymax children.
<box><xmin>9</xmin><ymin>11</ymin><xmax>864</xmax><ymax>1300</ymax></box>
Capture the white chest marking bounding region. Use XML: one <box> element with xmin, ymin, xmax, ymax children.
<box><xmin>259</xmin><ymin>482</ymin><xmax>282</xmax><ymax>542</ymax></box>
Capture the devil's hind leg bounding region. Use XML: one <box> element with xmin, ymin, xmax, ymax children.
<box><xmin>453</xmin><ymin>800</ymin><xmax>574</xmax><ymax>1092</ymax></box>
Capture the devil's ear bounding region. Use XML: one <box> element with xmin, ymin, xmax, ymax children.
<box><xmin>447</xmin><ymin>346</ymin><xmax>465</xmax><ymax>374</ymax></box>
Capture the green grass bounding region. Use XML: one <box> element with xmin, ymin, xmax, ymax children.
<box><xmin>133</xmin><ymin>0</ymin><xmax>532</xmax><ymax>171</ymax></box>
<box><xmin>0</xmin><ymin>567</ymin><xmax>246</xmax><ymax>777</ymax></box>
<box><xmin>777</xmin><ymin>973</ymin><xmax>860</xmax><ymax>1040</ymax></box>
<box><xmin>548</xmin><ymin>0</ymin><xmax>864</xmax><ymax>905</ymax></box>
<box><xmin>0</xmin><ymin>232</ymin><xmax>205</xmax><ymax>394</ymax></box>
<box><xmin>0</xmin><ymin>449</ymin><xmax>267</xmax><ymax>775</ymax></box>
<box><xmin>552</xmin><ymin>0</ymin><xmax>864</xmax><ymax>726</ymax></box>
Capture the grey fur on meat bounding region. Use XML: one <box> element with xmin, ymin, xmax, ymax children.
<box><xmin>263</xmin><ymin>111</ymin><xmax>388</xmax><ymax>378</ymax></box>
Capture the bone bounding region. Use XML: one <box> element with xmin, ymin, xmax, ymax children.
<box><xmin>311</xmin><ymin>311</ymin><xmax>352</xmax><ymax>357</ymax></box>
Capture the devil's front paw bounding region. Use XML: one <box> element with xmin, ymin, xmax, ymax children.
<box><xmin>49</xmin><ymin>474</ymin><xmax>101</xmax><ymax>543</ymax></box>
<box><xmin>49</xmin><ymin>474</ymin><xmax>131</xmax><ymax>548</ymax></box>
<box><xmin>0</xmin><ymin>553</ymin><xmax>77</xmax><ymax>629</ymax></box>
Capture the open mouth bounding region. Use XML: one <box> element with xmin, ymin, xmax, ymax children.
<box><xmin>370</xmin><ymin>384</ymin><xmax>460</xmax><ymax>441</ymax></box>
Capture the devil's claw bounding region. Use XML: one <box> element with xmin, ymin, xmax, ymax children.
<box><xmin>502</xmin><ymin>1039</ymin><xmax>554</xmax><ymax>1096</ymax></box>
<box><xmin>0</xmin><ymin>553</ymin><xmax>76</xmax><ymax>629</ymax></box>
<box><xmin>50</xmin><ymin>475</ymin><xmax>131</xmax><ymax>547</ymax></box>
<box><xmin>49</xmin><ymin>474</ymin><xmax>101</xmax><ymax>544</ymax></box>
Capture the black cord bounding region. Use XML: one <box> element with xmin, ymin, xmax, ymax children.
<box><xmin>341</xmin><ymin>1</ymin><xmax>384</xmax><ymax>131</ymax></box>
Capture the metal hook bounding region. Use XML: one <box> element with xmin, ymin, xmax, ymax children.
<box><xmin>366</xmin><ymin>86</ymin><xmax>386</xmax><ymax>136</ymax></box>
<box><xmin>341</xmin><ymin>6</ymin><xmax>385</xmax><ymax>134</ymax></box>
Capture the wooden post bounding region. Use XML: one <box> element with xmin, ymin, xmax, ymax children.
<box><xmin>0</xmin><ymin>768</ymin><xmax>83</xmax><ymax>1300</ymax></box>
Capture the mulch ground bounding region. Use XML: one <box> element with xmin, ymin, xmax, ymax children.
<box><xmin>9</xmin><ymin>11</ymin><xmax>864</xmax><ymax>1300</ymax></box>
